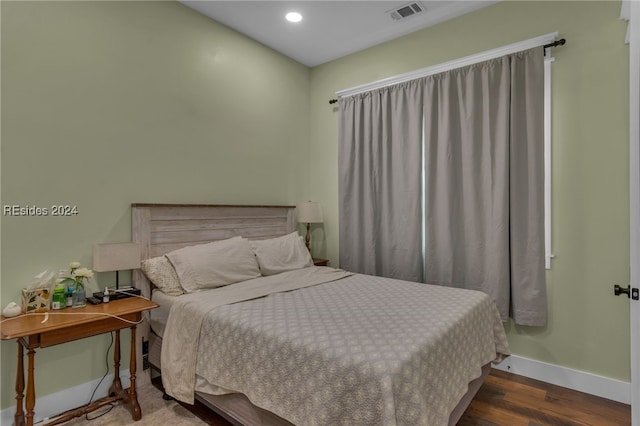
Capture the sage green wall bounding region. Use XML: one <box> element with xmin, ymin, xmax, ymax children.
<box><xmin>0</xmin><ymin>1</ymin><xmax>310</xmax><ymax>409</ymax></box>
<box><xmin>0</xmin><ymin>0</ymin><xmax>631</xmax><ymax>414</ymax></box>
<box><xmin>309</xmin><ymin>1</ymin><xmax>630</xmax><ymax>381</ymax></box>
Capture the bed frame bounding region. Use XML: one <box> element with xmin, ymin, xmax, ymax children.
<box><xmin>131</xmin><ymin>203</ymin><xmax>489</xmax><ymax>426</ymax></box>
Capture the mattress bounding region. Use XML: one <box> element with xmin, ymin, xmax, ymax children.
<box><xmin>160</xmin><ymin>268</ymin><xmax>509</xmax><ymax>426</ymax></box>
<box><xmin>150</xmin><ymin>289</ymin><xmax>177</xmax><ymax>338</ymax></box>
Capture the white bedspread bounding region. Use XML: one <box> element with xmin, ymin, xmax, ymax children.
<box><xmin>161</xmin><ymin>266</ymin><xmax>353</xmax><ymax>403</ymax></box>
<box><xmin>163</xmin><ymin>268</ymin><xmax>510</xmax><ymax>425</ymax></box>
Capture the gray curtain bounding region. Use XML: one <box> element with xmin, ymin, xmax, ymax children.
<box><xmin>423</xmin><ymin>48</ymin><xmax>546</xmax><ymax>326</ymax></box>
<box><xmin>337</xmin><ymin>48</ymin><xmax>546</xmax><ymax>326</ymax></box>
<box><xmin>338</xmin><ymin>80</ymin><xmax>424</xmax><ymax>282</ymax></box>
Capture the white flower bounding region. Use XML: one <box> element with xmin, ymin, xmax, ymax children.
<box><xmin>73</xmin><ymin>268</ymin><xmax>94</xmax><ymax>279</ymax></box>
<box><xmin>61</xmin><ymin>262</ymin><xmax>93</xmax><ymax>291</ymax></box>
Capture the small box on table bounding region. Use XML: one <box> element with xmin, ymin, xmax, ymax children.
<box><xmin>21</xmin><ymin>288</ymin><xmax>51</xmax><ymax>313</ymax></box>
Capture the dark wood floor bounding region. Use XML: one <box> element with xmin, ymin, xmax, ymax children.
<box><xmin>154</xmin><ymin>369</ymin><xmax>631</xmax><ymax>426</ymax></box>
<box><xmin>458</xmin><ymin>369</ymin><xmax>630</xmax><ymax>426</ymax></box>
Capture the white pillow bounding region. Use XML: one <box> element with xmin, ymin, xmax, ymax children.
<box><xmin>140</xmin><ymin>255</ymin><xmax>184</xmax><ymax>296</ymax></box>
<box><xmin>166</xmin><ymin>237</ymin><xmax>261</xmax><ymax>293</ymax></box>
<box><xmin>250</xmin><ymin>232</ymin><xmax>313</xmax><ymax>276</ymax></box>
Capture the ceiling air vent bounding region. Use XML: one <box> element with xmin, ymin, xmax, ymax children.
<box><xmin>388</xmin><ymin>2</ymin><xmax>425</xmax><ymax>21</ymax></box>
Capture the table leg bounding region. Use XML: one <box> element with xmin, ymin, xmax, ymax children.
<box><xmin>128</xmin><ymin>324</ymin><xmax>141</xmax><ymax>420</ymax></box>
<box><xmin>14</xmin><ymin>341</ymin><xmax>25</xmax><ymax>426</ymax></box>
<box><xmin>109</xmin><ymin>330</ymin><xmax>122</xmax><ymax>397</ymax></box>
<box><xmin>25</xmin><ymin>346</ymin><xmax>36</xmax><ymax>426</ymax></box>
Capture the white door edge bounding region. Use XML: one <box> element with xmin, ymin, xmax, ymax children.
<box><xmin>629</xmin><ymin>0</ymin><xmax>640</xmax><ymax>423</ymax></box>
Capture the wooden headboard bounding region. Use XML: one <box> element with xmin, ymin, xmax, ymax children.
<box><xmin>131</xmin><ymin>203</ymin><xmax>296</xmax><ymax>297</ymax></box>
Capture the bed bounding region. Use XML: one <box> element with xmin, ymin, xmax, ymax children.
<box><xmin>132</xmin><ymin>203</ymin><xmax>509</xmax><ymax>426</ymax></box>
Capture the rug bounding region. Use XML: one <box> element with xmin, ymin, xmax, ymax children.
<box><xmin>57</xmin><ymin>384</ymin><xmax>205</xmax><ymax>425</ymax></box>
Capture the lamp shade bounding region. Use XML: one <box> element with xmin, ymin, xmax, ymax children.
<box><xmin>93</xmin><ymin>243</ymin><xmax>141</xmax><ymax>272</ymax></box>
<box><xmin>296</xmin><ymin>201</ymin><xmax>323</xmax><ymax>223</ymax></box>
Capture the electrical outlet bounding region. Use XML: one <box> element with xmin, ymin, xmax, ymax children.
<box><xmin>142</xmin><ymin>338</ymin><xmax>150</xmax><ymax>370</ymax></box>
<box><xmin>143</xmin><ymin>354</ymin><xmax>150</xmax><ymax>370</ymax></box>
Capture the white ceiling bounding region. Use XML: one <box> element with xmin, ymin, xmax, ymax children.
<box><xmin>179</xmin><ymin>1</ymin><xmax>500</xmax><ymax>67</ymax></box>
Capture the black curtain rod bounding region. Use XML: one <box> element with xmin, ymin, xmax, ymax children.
<box><xmin>544</xmin><ymin>38</ymin><xmax>566</xmax><ymax>49</ymax></box>
<box><xmin>328</xmin><ymin>38</ymin><xmax>566</xmax><ymax>104</ymax></box>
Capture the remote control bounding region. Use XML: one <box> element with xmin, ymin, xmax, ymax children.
<box><xmin>87</xmin><ymin>296</ymin><xmax>102</xmax><ymax>305</ymax></box>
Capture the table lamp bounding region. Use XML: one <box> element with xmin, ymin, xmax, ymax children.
<box><xmin>296</xmin><ymin>201</ymin><xmax>323</xmax><ymax>252</ymax></box>
<box><xmin>93</xmin><ymin>242</ymin><xmax>142</xmax><ymax>299</ymax></box>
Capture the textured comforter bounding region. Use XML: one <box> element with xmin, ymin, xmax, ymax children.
<box><xmin>163</xmin><ymin>267</ymin><xmax>510</xmax><ymax>425</ymax></box>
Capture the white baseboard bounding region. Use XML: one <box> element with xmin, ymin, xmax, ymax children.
<box><xmin>494</xmin><ymin>355</ymin><xmax>631</xmax><ymax>404</ymax></box>
<box><xmin>0</xmin><ymin>370</ymin><xmax>130</xmax><ymax>426</ymax></box>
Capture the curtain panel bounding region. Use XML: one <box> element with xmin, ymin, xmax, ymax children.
<box><xmin>338</xmin><ymin>48</ymin><xmax>546</xmax><ymax>326</ymax></box>
<box><xmin>338</xmin><ymin>80</ymin><xmax>424</xmax><ymax>282</ymax></box>
<box><xmin>423</xmin><ymin>48</ymin><xmax>546</xmax><ymax>326</ymax></box>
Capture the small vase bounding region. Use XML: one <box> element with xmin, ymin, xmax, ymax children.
<box><xmin>72</xmin><ymin>286</ymin><xmax>86</xmax><ymax>308</ymax></box>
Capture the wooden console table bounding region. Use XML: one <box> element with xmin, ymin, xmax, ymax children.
<box><xmin>0</xmin><ymin>297</ymin><xmax>158</xmax><ymax>426</ymax></box>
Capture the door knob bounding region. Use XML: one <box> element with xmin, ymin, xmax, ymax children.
<box><xmin>614</xmin><ymin>284</ymin><xmax>630</xmax><ymax>297</ymax></box>
<box><xmin>614</xmin><ymin>284</ymin><xmax>639</xmax><ymax>300</ymax></box>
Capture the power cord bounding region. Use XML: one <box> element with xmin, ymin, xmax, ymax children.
<box><xmin>85</xmin><ymin>331</ymin><xmax>115</xmax><ymax>421</ymax></box>
<box><xmin>35</xmin><ymin>332</ymin><xmax>117</xmax><ymax>424</ymax></box>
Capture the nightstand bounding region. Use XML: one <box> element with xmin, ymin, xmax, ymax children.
<box><xmin>1</xmin><ymin>297</ymin><xmax>158</xmax><ymax>426</ymax></box>
<box><xmin>313</xmin><ymin>258</ymin><xmax>329</xmax><ymax>266</ymax></box>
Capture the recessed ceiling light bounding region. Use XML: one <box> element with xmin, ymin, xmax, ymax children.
<box><xmin>285</xmin><ymin>12</ymin><xmax>303</xmax><ymax>23</ymax></box>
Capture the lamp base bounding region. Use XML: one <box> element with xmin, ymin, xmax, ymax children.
<box><xmin>93</xmin><ymin>286</ymin><xmax>141</xmax><ymax>301</ymax></box>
